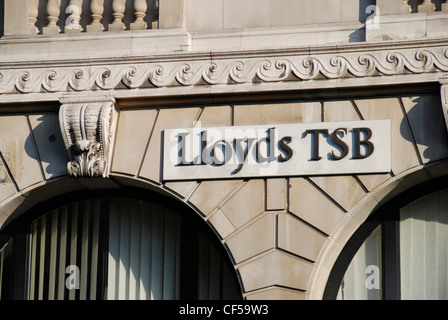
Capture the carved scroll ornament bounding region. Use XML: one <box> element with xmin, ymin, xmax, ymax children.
<box><xmin>2</xmin><ymin>46</ymin><xmax>448</xmax><ymax>95</ymax></box>
<box><xmin>59</xmin><ymin>95</ymin><xmax>117</xmax><ymax>178</ymax></box>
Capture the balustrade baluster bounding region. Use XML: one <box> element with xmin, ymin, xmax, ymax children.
<box><xmin>418</xmin><ymin>0</ymin><xmax>435</xmax><ymax>12</ymax></box>
<box><xmin>442</xmin><ymin>0</ymin><xmax>448</xmax><ymax>11</ymax></box>
<box><xmin>87</xmin><ymin>0</ymin><xmax>105</xmax><ymax>32</ymax></box>
<box><xmin>109</xmin><ymin>0</ymin><xmax>127</xmax><ymax>31</ymax></box>
<box><xmin>43</xmin><ymin>0</ymin><xmax>61</xmax><ymax>35</ymax></box>
<box><xmin>65</xmin><ymin>0</ymin><xmax>83</xmax><ymax>33</ymax></box>
<box><xmin>401</xmin><ymin>0</ymin><xmax>411</xmax><ymax>13</ymax></box>
<box><xmin>28</xmin><ymin>0</ymin><xmax>39</xmax><ymax>34</ymax></box>
<box><xmin>131</xmin><ymin>0</ymin><xmax>147</xmax><ymax>30</ymax></box>
<box><xmin>152</xmin><ymin>0</ymin><xmax>159</xmax><ymax>29</ymax></box>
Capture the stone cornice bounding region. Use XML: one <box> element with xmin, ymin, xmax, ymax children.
<box><xmin>1</xmin><ymin>37</ymin><xmax>448</xmax><ymax>103</ymax></box>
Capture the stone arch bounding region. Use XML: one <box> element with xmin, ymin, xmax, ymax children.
<box><xmin>0</xmin><ymin>174</ymin><xmax>245</xmax><ymax>300</ymax></box>
<box><xmin>2</xmin><ymin>91</ymin><xmax>448</xmax><ymax>300</ymax></box>
<box><xmin>307</xmin><ymin>161</ymin><xmax>448</xmax><ymax>300</ymax></box>
<box><xmin>0</xmin><ymin>102</ymin><xmax>285</xmax><ymax>299</ymax></box>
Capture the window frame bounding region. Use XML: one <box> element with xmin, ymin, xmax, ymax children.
<box><xmin>324</xmin><ymin>176</ymin><xmax>448</xmax><ymax>300</ymax></box>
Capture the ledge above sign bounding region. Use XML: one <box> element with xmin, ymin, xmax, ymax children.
<box><xmin>162</xmin><ymin>120</ymin><xmax>390</xmax><ymax>181</ymax></box>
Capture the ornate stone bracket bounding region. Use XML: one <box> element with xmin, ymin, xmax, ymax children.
<box><xmin>59</xmin><ymin>94</ymin><xmax>118</xmax><ymax>178</ymax></box>
<box><xmin>440</xmin><ymin>76</ymin><xmax>448</xmax><ymax>133</ymax></box>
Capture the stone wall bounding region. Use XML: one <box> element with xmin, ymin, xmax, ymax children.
<box><xmin>1</xmin><ymin>93</ymin><xmax>447</xmax><ymax>299</ymax></box>
<box><xmin>185</xmin><ymin>0</ymin><xmax>374</xmax><ymax>31</ymax></box>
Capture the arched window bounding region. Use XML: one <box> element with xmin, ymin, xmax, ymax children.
<box><xmin>324</xmin><ymin>179</ymin><xmax>448</xmax><ymax>300</ymax></box>
<box><xmin>0</xmin><ymin>190</ymin><xmax>242</xmax><ymax>300</ymax></box>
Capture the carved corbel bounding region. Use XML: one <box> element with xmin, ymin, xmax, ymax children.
<box><xmin>59</xmin><ymin>94</ymin><xmax>118</xmax><ymax>178</ymax></box>
<box><xmin>440</xmin><ymin>76</ymin><xmax>448</xmax><ymax>132</ymax></box>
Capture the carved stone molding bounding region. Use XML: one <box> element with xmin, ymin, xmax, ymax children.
<box><xmin>1</xmin><ymin>41</ymin><xmax>448</xmax><ymax>99</ymax></box>
<box><xmin>59</xmin><ymin>94</ymin><xmax>118</xmax><ymax>178</ymax></box>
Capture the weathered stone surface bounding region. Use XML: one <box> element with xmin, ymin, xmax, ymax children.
<box><xmin>28</xmin><ymin>113</ymin><xmax>68</xmax><ymax>180</ymax></box>
<box><xmin>355</xmin><ymin>98</ymin><xmax>419</xmax><ymax>176</ymax></box>
<box><xmin>289</xmin><ymin>177</ymin><xmax>344</xmax><ymax>235</ymax></box>
<box><xmin>234</xmin><ymin>102</ymin><xmax>321</xmax><ymax>126</ymax></box>
<box><xmin>309</xmin><ymin>175</ymin><xmax>366</xmax><ymax>212</ymax></box>
<box><xmin>139</xmin><ymin>107</ymin><xmax>202</xmax><ymax>183</ymax></box>
<box><xmin>188</xmin><ymin>179</ymin><xmax>244</xmax><ymax>216</ymax></box>
<box><xmin>277</xmin><ymin>213</ymin><xmax>328</xmax><ymax>262</ymax></box>
<box><xmin>220</xmin><ymin>179</ymin><xmax>265</xmax><ymax>229</ymax></box>
<box><xmin>226</xmin><ymin>213</ymin><xmax>275</xmax><ymax>263</ymax></box>
<box><xmin>0</xmin><ymin>115</ymin><xmax>43</xmax><ymax>191</ymax></box>
<box><xmin>238</xmin><ymin>251</ymin><xmax>313</xmax><ymax>292</ymax></box>
<box><xmin>208</xmin><ymin>208</ymin><xmax>236</xmax><ymax>239</ymax></box>
<box><xmin>112</xmin><ymin>109</ymin><xmax>157</xmax><ymax>176</ymax></box>
<box><xmin>266</xmin><ymin>178</ymin><xmax>286</xmax><ymax>211</ymax></box>
<box><xmin>401</xmin><ymin>95</ymin><xmax>448</xmax><ymax>164</ymax></box>
<box><xmin>245</xmin><ymin>286</ymin><xmax>307</xmax><ymax>300</ymax></box>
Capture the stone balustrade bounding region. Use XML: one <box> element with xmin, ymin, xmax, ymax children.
<box><xmin>4</xmin><ymin>0</ymin><xmax>159</xmax><ymax>36</ymax></box>
<box><xmin>368</xmin><ymin>0</ymin><xmax>448</xmax><ymax>41</ymax></box>
<box><xmin>2</xmin><ymin>0</ymin><xmax>448</xmax><ymax>43</ymax></box>
<box><xmin>378</xmin><ymin>0</ymin><xmax>448</xmax><ymax>14</ymax></box>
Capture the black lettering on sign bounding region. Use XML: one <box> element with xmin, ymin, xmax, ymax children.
<box><xmin>278</xmin><ymin>136</ymin><xmax>293</xmax><ymax>162</ymax></box>
<box><xmin>305</xmin><ymin>129</ymin><xmax>329</xmax><ymax>161</ymax></box>
<box><xmin>352</xmin><ymin>128</ymin><xmax>374</xmax><ymax>159</ymax></box>
<box><xmin>329</xmin><ymin>128</ymin><xmax>349</xmax><ymax>160</ymax></box>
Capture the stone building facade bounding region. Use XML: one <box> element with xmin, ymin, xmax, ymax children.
<box><xmin>1</xmin><ymin>0</ymin><xmax>448</xmax><ymax>300</ymax></box>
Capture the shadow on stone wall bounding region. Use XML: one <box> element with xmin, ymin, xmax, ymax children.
<box><xmin>350</xmin><ymin>0</ymin><xmax>376</xmax><ymax>42</ymax></box>
<box><xmin>25</xmin><ymin>114</ymin><xmax>69</xmax><ymax>179</ymax></box>
<box><xmin>400</xmin><ymin>95</ymin><xmax>448</xmax><ymax>165</ymax></box>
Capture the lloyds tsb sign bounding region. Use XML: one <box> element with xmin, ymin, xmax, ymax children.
<box><xmin>162</xmin><ymin>120</ymin><xmax>390</xmax><ymax>181</ymax></box>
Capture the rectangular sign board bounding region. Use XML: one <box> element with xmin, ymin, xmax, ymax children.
<box><xmin>162</xmin><ymin>120</ymin><xmax>390</xmax><ymax>181</ymax></box>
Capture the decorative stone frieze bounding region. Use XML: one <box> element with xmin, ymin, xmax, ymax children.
<box><xmin>0</xmin><ymin>40</ymin><xmax>448</xmax><ymax>100</ymax></box>
<box><xmin>58</xmin><ymin>94</ymin><xmax>118</xmax><ymax>178</ymax></box>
